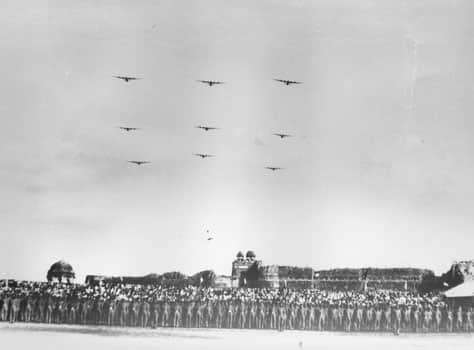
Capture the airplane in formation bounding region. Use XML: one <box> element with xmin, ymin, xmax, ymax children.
<box><xmin>274</xmin><ymin>79</ymin><xmax>302</xmax><ymax>86</ymax></box>
<box><xmin>265</xmin><ymin>167</ymin><xmax>283</xmax><ymax>171</ymax></box>
<box><xmin>127</xmin><ymin>160</ymin><xmax>151</xmax><ymax>166</ymax></box>
<box><xmin>196</xmin><ymin>80</ymin><xmax>225</xmax><ymax>87</ymax></box>
<box><xmin>273</xmin><ymin>133</ymin><xmax>292</xmax><ymax>139</ymax></box>
<box><xmin>196</xmin><ymin>125</ymin><xmax>220</xmax><ymax>131</ymax></box>
<box><xmin>118</xmin><ymin>126</ymin><xmax>140</xmax><ymax>132</ymax></box>
<box><xmin>114</xmin><ymin>75</ymin><xmax>142</xmax><ymax>82</ymax></box>
<box><xmin>194</xmin><ymin>153</ymin><xmax>214</xmax><ymax>159</ymax></box>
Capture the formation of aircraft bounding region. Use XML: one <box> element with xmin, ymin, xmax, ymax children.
<box><xmin>115</xmin><ymin>75</ymin><xmax>299</xmax><ymax>172</ymax></box>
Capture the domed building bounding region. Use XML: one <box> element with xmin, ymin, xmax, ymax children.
<box><xmin>47</xmin><ymin>260</ymin><xmax>75</xmax><ymax>283</ymax></box>
<box><xmin>246</xmin><ymin>250</ymin><xmax>256</xmax><ymax>260</ymax></box>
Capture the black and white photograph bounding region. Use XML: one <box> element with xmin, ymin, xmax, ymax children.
<box><xmin>1</xmin><ymin>0</ymin><xmax>474</xmax><ymax>349</ymax></box>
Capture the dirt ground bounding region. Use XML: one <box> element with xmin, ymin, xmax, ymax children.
<box><xmin>0</xmin><ymin>323</ymin><xmax>473</xmax><ymax>350</ymax></box>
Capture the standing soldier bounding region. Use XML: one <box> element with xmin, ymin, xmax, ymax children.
<box><xmin>118</xmin><ymin>298</ymin><xmax>130</xmax><ymax>327</ymax></box>
<box><xmin>130</xmin><ymin>299</ymin><xmax>140</xmax><ymax>327</ymax></box>
<box><xmin>455</xmin><ymin>306</ymin><xmax>463</xmax><ymax>332</ymax></box>
<box><xmin>215</xmin><ymin>299</ymin><xmax>223</xmax><ymax>329</ymax></box>
<box><xmin>401</xmin><ymin>305</ymin><xmax>411</xmax><ymax>332</ymax></box>
<box><xmin>45</xmin><ymin>296</ymin><xmax>54</xmax><ymax>324</ymax></box>
<box><xmin>433</xmin><ymin>306</ymin><xmax>442</xmax><ymax>333</ymax></box>
<box><xmin>247</xmin><ymin>300</ymin><xmax>257</xmax><ymax>329</ymax></box>
<box><xmin>237</xmin><ymin>299</ymin><xmax>246</xmax><ymax>329</ymax></box>
<box><xmin>205</xmin><ymin>299</ymin><xmax>214</xmax><ymax>328</ymax></box>
<box><xmin>195</xmin><ymin>300</ymin><xmax>203</xmax><ymax>328</ymax></box>
<box><xmin>374</xmin><ymin>305</ymin><xmax>382</xmax><ymax>332</ymax></box>
<box><xmin>0</xmin><ymin>295</ymin><xmax>10</xmax><ymax>321</ymax></box>
<box><xmin>353</xmin><ymin>304</ymin><xmax>364</xmax><ymax>332</ymax></box>
<box><xmin>140</xmin><ymin>299</ymin><xmax>150</xmax><ymax>328</ymax></box>
<box><xmin>172</xmin><ymin>300</ymin><xmax>182</xmax><ymax>328</ymax></box>
<box><xmin>307</xmin><ymin>303</ymin><xmax>315</xmax><ymax>330</ymax></box>
<box><xmin>278</xmin><ymin>301</ymin><xmax>287</xmax><ymax>331</ymax></box>
<box><xmin>9</xmin><ymin>295</ymin><xmax>22</xmax><ymax>323</ymax></box>
<box><xmin>391</xmin><ymin>304</ymin><xmax>402</xmax><ymax>334</ymax></box>
<box><xmin>463</xmin><ymin>307</ymin><xmax>473</xmax><ymax>333</ymax></box>
<box><xmin>68</xmin><ymin>297</ymin><xmax>80</xmax><ymax>324</ymax></box>
<box><xmin>411</xmin><ymin>305</ymin><xmax>420</xmax><ymax>333</ymax></box>
<box><xmin>269</xmin><ymin>301</ymin><xmax>278</xmax><ymax>330</ymax></box>
<box><xmin>423</xmin><ymin>305</ymin><xmax>432</xmax><ymax>332</ymax></box>
<box><xmin>442</xmin><ymin>305</ymin><xmax>453</xmax><ymax>332</ymax></box>
<box><xmin>150</xmin><ymin>299</ymin><xmax>160</xmax><ymax>328</ymax></box>
<box><xmin>226</xmin><ymin>300</ymin><xmax>235</xmax><ymax>328</ymax></box>
<box><xmin>36</xmin><ymin>296</ymin><xmax>46</xmax><ymax>323</ymax></box>
<box><xmin>105</xmin><ymin>299</ymin><xmax>116</xmax><ymax>326</ymax></box>
<box><xmin>256</xmin><ymin>300</ymin><xmax>265</xmax><ymax>329</ymax></box>
<box><xmin>184</xmin><ymin>300</ymin><xmax>194</xmax><ymax>328</ymax></box>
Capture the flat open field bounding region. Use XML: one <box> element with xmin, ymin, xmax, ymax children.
<box><xmin>1</xmin><ymin>324</ymin><xmax>473</xmax><ymax>350</ymax></box>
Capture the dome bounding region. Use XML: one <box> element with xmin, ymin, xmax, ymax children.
<box><xmin>236</xmin><ymin>251</ymin><xmax>244</xmax><ymax>258</ymax></box>
<box><xmin>246</xmin><ymin>250</ymin><xmax>256</xmax><ymax>259</ymax></box>
<box><xmin>47</xmin><ymin>260</ymin><xmax>75</xmax><ymax>282</ymax></box>
<box><xmin>50</xmin><ymin>260</ymin><xmax>74</xmax><ymax>273</ymax></box>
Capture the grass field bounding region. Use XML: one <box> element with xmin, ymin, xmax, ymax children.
<box><xmin>1</xmin><ymin>323</ymin><xmax>473</xmax><ymax>350</ymax></box>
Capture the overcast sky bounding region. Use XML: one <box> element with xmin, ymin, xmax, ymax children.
<box><xmin>1</xmin><ymin>0</ymin><xmax>474</xmax><ymax>282</ymax></box>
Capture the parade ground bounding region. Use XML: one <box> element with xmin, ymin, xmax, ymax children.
<box><xmin>1</xmin><ymin>323</ymin><xmax>473</xmax><ymax>350</ymax></box>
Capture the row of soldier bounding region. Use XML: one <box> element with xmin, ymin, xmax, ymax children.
<box><xmin>1</xmin><ymin>294</ymin><xmax>473</xmax><ymax>332</ymax></box>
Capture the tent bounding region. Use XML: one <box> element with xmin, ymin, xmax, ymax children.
<box><xmin>444</xmin><ymin>280</ymin><xmax>474</xmax><ymax>308</ymax></box>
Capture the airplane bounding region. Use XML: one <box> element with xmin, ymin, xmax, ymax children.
<box><xmin>118</xmin><ymin>126</ymin><xmax>140</xmax><ymax>132</ymax></box>
<box><xmin>194</xmin><ymin>153</ymin><xmax>214</xmax><ymax>159</ymax></box>
<box><xmin>127</xmin><ymin>160</ymin><xmax>151</xmax><ymax>165</ymax></box>
<box><xmin>273</xmin><ymin>133</ymin><xmax>292</xmax><ymax>139</ymax></box>
<box><xmin>274</xmin><ymin>79</ymin><xmax>302</xmax><ymax>86</ymax></box>
<box><xmin>196</xmin><ymin>80</ymin><xmax>225</xmax><ymax>87</ymax></box>
<box><xmin>114</xmin><ymin>75</ymin><xmax>142</xmax><ymax>82</ymax></box>
<box><xmin>196</xmin><ymin>125</ymin><xmax>220</xmax><ymax>131</ymax></box>
<box><xmin>265</xmin><ymin>167</ymin><xmax>283</xmax><ymax>171</ymax></box>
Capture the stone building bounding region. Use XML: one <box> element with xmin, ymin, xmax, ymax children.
<box><xmin>47</xmin><ymin>260</ymin><xmax>75</xmax><ymax>283</ymax></box>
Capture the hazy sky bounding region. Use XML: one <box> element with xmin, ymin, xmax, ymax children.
<box><xmin>2</xmin><ymin>0</ymin><xmax>474</xmax><ymax>282</ymax></box>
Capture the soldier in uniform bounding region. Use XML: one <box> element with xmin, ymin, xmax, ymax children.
<box><xmin>423</xmin><ymin>305</ymin><xmax>433</xmax><ymax>332</ymax></box>
<box><xmin>442</xmin><ymin>305</ymin><xmax>453</xmax><ymax>332</ymax></box>
<box><xmin>391</xmin><ymin>304</ymin><xmax>402</xmax><ymax>334</ymax></box>
<box><xmin>184</xmin><ymin>300</ymin><xmax>194</xmax><ymax>328</ymax></box>
<box><xmin>256</xmin><ymin>300</ymin><xmax>265</xmax><ymax>329</ymax></box>
<box><xmin>118</xmin><ymin>298</ymin><xmax>130</xmax><ymax>327</ymax></box>
<box><xmin>130</xmin><ymin>299</ymin><xmax>140</xmax><ymax>327</ymax></box>
<box><xmin>278</xmin><ymin>301</ymin><xmax>287</xmax><ymax>331</ymax></box>
<box><xmin>172</xmin><ymin>300</ymin><xmax>182</xmax><ymax>328</ymax></box>
<box><xmin>455</xmin><ymin>306</ymin><xmax>463</xmax><ymax>332</ymax></box>
<box><xmin>374</xmin><ymin>305</ymin><xmax>382</xmax><ymax>332</ymax></box>
<box><xmin>269</xmin><ymin>301</ymin><xmax>278</xmax><ymax>330</ymax></box>
<box><xmin>140</xmin><ymin>299</ymin><xmax>150</xmax><ymax>328</ymax></box>
<box><xmin>0</xmin><ymin>295</ymin><xmax>10</xmax><ymax>321</ymax></box>
<box><xmin>45</xmin><ymin>296</ymin><xmax>54</xmax><ymax>324</ymax></box>
<box><xmin>105</xmin><ymin>299</ymin><xmax>116</xmax><ymax>326</ymax></box>
<box><xmin>353</xmin><ymin>304</ymin><xmax>364</xmax><ymax>332</ymax></box>
<box><xmin>215</xmin><ymin>299</ymin><xmax>223</xmax><ymax>329</ymax></box>
<box><xmin>433</xmin><ymin>306</ymin><xmax>442</xmax><ymax>333</ymax></box>
<box><xmin>226</xmin><ymin>300</ymin><xmax>235</xmax><ymax>329</ymax></box>
<box><xmin>237</xmin><ymin>299</ymin><xmax>246</xmax><ymax>329</ymax></box>
<box><xmin>401</xmin><ymin>305</ymin><xmax>411</xmax><ymax>332</ymax></box>
<box><xmin>307</xmin><ymin>303</ymin><xmax>315</xmax><ymax>330</ymax></box>
<box><xmin>411</xmin><ymin>305</ymin><xmax>421</xmax><ymax>333</ymax></box>
<box><xmin>195</xmin><ymin>300</ymin><xmax>203</xmax><ymax>328</ymax></box>
<box><xmin>247</xmin><ymin>300</ymin><xmax>257</xmax><ymax>329</ymax></box>
<box><xmin>9</xmin><ymin>295</ymin><xmax>22</xmax><ymax>323</ymax></box>
<box><xmin>150</xmin><ymin>299</ymin><xmax>160</xmax><ymax>328</ymax></box>
<box><xmin>205</xmin><ymin>299</ymin><xmax>214</xmax><ymax>328</ymax></box>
